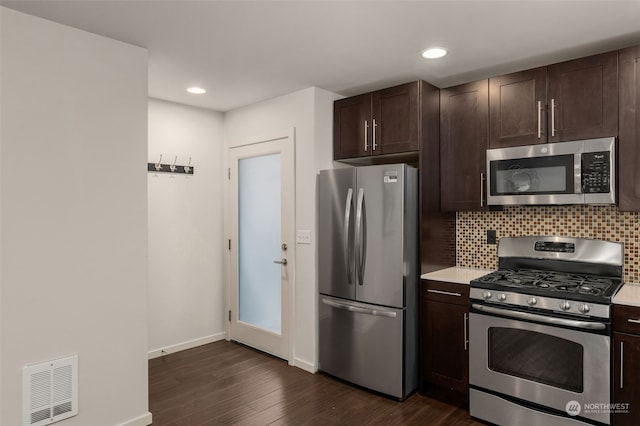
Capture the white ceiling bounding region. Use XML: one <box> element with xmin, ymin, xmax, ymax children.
<box><xmin>2</xmin><ymin>0</ymin><xmax>640</xmax><ymax>112</ymax></box>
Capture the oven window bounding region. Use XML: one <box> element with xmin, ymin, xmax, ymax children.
<box><xmin>490</xmin><ymin>155</ymin><xmax>575</xmax><ymax>195</ymax></box>
<box><xmin>488</xmin><ymin>327</ymin><xmax>584</xmax><ymax>393</ymax></box>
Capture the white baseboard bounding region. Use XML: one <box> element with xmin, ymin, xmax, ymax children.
<box><xmin>293</xmin><ymin>357</ymin><xmax>317</xmax><ymax>373</ymax></box>
<box><xmin>115</xmin><ymin>412</ymin><xmax>152</xmax><ymax>426</ymax></box>
<box><xmin>148</xmin><ymin>332</ymin><xmax>226</xmax><ymax>359</ymax></box>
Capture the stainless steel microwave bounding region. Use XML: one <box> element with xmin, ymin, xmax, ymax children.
<box><xmin>486</xmin><ymin>137</ymin><xmax>616</xmax><ymax>206</ymax></box>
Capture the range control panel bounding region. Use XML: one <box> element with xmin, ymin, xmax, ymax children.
<box><xmin>534</xmin><ymin>241</ymin><xmax>575</xmax><ymax>253</ymax></box>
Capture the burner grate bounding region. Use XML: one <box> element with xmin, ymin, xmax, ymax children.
<box><xmin>477</xmin><ymin>268</ymin><xmax>617</xmax><ymax>300</ymax></box>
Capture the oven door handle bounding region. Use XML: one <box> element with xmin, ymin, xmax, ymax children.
<box><xmin>471</xmin><ymin>303</ymin><xmax>607</xmax><ymax>330</ymax></box>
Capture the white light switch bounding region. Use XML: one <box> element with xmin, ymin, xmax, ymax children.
<box><xmin>296</xmin><ymin>230</ymin><xmax>311</xmax><ymax>244</ymax></box>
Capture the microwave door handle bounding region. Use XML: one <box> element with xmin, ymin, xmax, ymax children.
<box><xmin>574</xmin><ymin>153</ymin><xmax>582</xmax><ymax>194</ymax></box>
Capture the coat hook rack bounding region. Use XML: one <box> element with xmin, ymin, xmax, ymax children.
<box><xmin>148</xmin><ymin>155</ymin><xmax>195</xmax><ymax>175</ymax></box>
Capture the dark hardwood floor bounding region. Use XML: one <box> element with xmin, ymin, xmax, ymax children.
<box><xmin>149</xmin><ymin>341</ymin><xmax>484</xmax><ymax>425</ymax></box>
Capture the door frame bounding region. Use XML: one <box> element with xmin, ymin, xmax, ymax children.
<box><xmin>224</xmin><ymin>127</ymin><xmax>296</xmax><ymax>364</ymax></box>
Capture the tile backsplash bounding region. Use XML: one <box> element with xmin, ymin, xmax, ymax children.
<box><xmin>457</xmin><ymin>205</ymin><xmax>640</xmax><ymax>282</ymax></box>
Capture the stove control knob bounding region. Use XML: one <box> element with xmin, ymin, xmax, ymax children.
<box><xmin>560</xmin><ymin>301</ymin><xmax>571</xmax><ymax>311</ymax></box>
<box><xmin>498</xmin><ymin>293</ymin><xmax>507</xmax><ymax>302</ymax></box>
<box><xmin>527</xmin><ymin>297</ymin><xmax>537</xmax><ymax>306</ymax></box>
<box><xmin>578</xmin><ymin>304</ymin><xmax>590</xmax><ymax>314</ymax></box>
<box><xmin>483</xmin><ymin>291</ymin><xmax>492</xmax><ymax>300</ymax></box>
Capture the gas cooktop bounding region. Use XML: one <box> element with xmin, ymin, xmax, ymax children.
<box><xmin>473</xmin><ymin>268</ymin><xmax>622</xmax><ymax>303</ymax></box>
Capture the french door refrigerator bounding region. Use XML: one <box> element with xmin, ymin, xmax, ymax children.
<box><xmin>318</xmin><ymin>164</ymin><xmax>418</xmax><ymax>400</ymax></box>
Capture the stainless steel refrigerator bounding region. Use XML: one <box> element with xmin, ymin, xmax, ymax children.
<box><xmin>318</xmin><ymin>164</ymin><xmax>418</xmax><ymax>400</ymax></box>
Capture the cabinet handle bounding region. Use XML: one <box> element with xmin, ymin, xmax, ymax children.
<box><xmin>480</xmin><ymin>172</ymin><xmax>485</xmax><ymax>207</ymax></box>
<box><xmin>427</xmin><ymin>289</ymin><xmax>462</xmax><ymax>297</ymax></box>
<box><xmin>551</xmin><ymin>98</ymin><xmax>556</xmax><ymax>137</ymax></box>
<box><xmin>537</xmin><ymin>101</ymin><xmax>542</xmax><ymax>139</ymax></box>
<box><xmin>620</xmin><ymin>341</ymin><xmax>624</xmax><ymax>389</ymax></box>
<box><xmin>627</xmin><ymin>318</ymin><xmax>640</xmax><ymax>324</ymax></box>
<box><xmin>364</xmin><ymin>120</ymin><xmax>369</xmax><ymax>152</ymax></box>
<box><xmin>464</xmin><ymin>313</ymin><xmax>469</xmax><ymax>351</ymax></box>
<box><xmin>372</xmin><ymin>119</ymin><xmax>378</xmax><ymax>151</ymax></box>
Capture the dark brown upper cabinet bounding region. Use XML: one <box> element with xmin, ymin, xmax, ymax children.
<box><xmin>619</xmin><ymin>45</ymin><xmax>640</xmax><ymax>212</ymax></box>
<box><xmin>334</xmin><ymin>81</ymin><xmax>434</xmax><ymax>161</ymax></box>
<box><xmin>489</xmin><ymin>67</ymin><xmax>547</xmax><ymax>148</ymax></box>
<box><xmin>489</xmin><ymin>51</ymin><xmax>618</xmax><ymax>149</ymax></box>
<box><xmin>440</xmin><ymin>80</ymin><xmax>489</xmax><ymax>212</ymax></box>
<box><xmin>548</xmin><ymin>51</ymin><xmax>618</xmax><ymax>142</ymax></box>
<box><xmin>333</xmin><ymin>93</ymin><xmax>370</xmax><ymax>159</ymax></box>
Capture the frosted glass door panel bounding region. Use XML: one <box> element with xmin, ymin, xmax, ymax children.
<box><xmin>238</xmin><ymin>153</ymin><xmax>282</xmax><ymax>334</ymax></box>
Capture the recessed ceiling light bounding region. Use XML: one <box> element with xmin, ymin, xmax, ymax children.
<box><xmin>422</xmin><ymin>48</ymin><xmax>448</xmax><ymax>59</ymax></box>
<box><xmin>186</xmin><ymin>87</ymin><xmax>206</xmax><ymax>94</ymax></box>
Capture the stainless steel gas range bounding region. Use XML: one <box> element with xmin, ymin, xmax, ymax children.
<box><xmin>469</xmin><ymin>236</ymin><xmax>624</xmax><ymax>426</ymax></box>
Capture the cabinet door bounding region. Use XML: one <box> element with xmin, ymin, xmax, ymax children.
<box><xmin>372</xmin><ymin>81</ymin><xmax>420</xmax><ymax>155</ymax></box>
<box><xmin>613</xmin><ymin>332</ymin><xmax>640</xmax><ymax>426</ymax></box>
<box><xmin>547</xmin><ymin>51</ymin><xmax>618</xmax><ymax>143</ymax></box>
<box><xmin>489</xmin><ymin>67</ymin><xmax>547</xmax><ymax>148</ymax></box>
<box><xmin>423</xmin><ymin>299</ymin><xmax>469</xmax><ymax>393</ymax></box>
<box><xmin>440</xmin><ymin>80</ymin><xmax>489</xmax><ymax>211</ymax></box>
<box><xmin>333</xmin><ymin>93</ymin><xmax>371</xmax><ymax>160</ymax></box>
<box><xmin>619</xmin><ymin>45</ymin><xmax>640</xmax><ymax>212</ymax></box>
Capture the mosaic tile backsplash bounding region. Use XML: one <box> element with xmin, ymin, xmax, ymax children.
<box><xmin>457</xmin><ymin>205</ymin><xmax>640</xmax><ymax>283</ymax></box>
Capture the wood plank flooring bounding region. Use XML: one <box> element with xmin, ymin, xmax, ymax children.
<box><xmin>149</xmin><ymin>341</ymin><xmax>484</xmax><ymax>425</ymax></box>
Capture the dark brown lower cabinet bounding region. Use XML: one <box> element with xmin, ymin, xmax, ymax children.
<box><xmin>613</xmin><ymin>304</ymin><xmax>640</xmax><ymax>426</ymax></box>
<box><xmin>613</xmin><ymin>332</ymin><xmax>640</xmax><ymax>426</ymax></box>
<box><xmin>421</xmin><ymin>280</ymin><xmax>469</xmax><ymax>394</ymax></box>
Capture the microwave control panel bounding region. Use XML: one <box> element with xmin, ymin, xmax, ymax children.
<box><xmin>581</xmin><ymin>151</ymin><xmax>610</xmax><ymax>193</ymax></box>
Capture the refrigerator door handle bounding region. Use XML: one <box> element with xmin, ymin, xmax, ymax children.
<box><xmin>321</xmin><ymin>298</ymin><xmax>397</xmax><ymax>318</ymax></box>
<box><xmin>354</xmin><ymin>188</ymin><xmax>365</xmax><ymax>286</ymax></box>
<box><xmin>343</xmin><ymin>188</ymin><xmax>353</xmax><ymax>284</ymax></box>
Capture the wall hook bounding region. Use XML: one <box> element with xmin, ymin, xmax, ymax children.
<box><xmin>147</xmin><ymin>155</ymin><xmax>194</xmax><ymax>175</ymax></box>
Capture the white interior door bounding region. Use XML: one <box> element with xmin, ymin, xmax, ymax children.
<box><xmin>228</xmin><ymin>130</ymin><xmax>294</xmax><ymax>361</ymax></box>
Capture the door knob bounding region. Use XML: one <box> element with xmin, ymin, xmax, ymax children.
<box><xmin>273</xmin><ymin>258</ymin><xmax>288</xmax><ymax>266</ymax></box>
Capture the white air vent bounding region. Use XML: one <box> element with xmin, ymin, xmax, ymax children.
<box><xmin>23</xmin><ymin>355</ymin><xmax>78</xmax><ymax>426</ymax></box>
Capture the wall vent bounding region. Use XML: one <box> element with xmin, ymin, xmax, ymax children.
<box><xmin>23</xmin><ymin>355</ymin><xmax>78</xmax><ymax>426</ymax></box>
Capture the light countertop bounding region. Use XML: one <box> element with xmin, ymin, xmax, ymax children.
<box><xmin>420</xmin><ymin>269</ymin><xmax>640</xmax><ymax>304</ymax></box>
<box><xmin>420</xmin><ymin>267</ymin><xmax>493</xmax><ymax>285</ymax></box>
<box><xmin>613</xmin><ymin>283</ymin><xmax>640</xmax><ymax>307</ymax></box>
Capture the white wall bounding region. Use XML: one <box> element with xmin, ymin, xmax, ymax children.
<box><xmin>224</xmin><ymin>87</ymin><xmax>341</xmax><ymax>371</ymax></box>
<box><xmin>0</xmin><ymin>8</ymin><xmax>151</xmax><ymax>426</ymax></box>
<box><xmin>147</xmin><ymin>99</ymin><xmax>225</xmax><ymax>358</ymax></box>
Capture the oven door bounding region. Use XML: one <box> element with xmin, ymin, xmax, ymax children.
<box><xmin>469</xmin><ymin>306</ymin><xmax>610</xmax><ymax>424</ymax></box>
